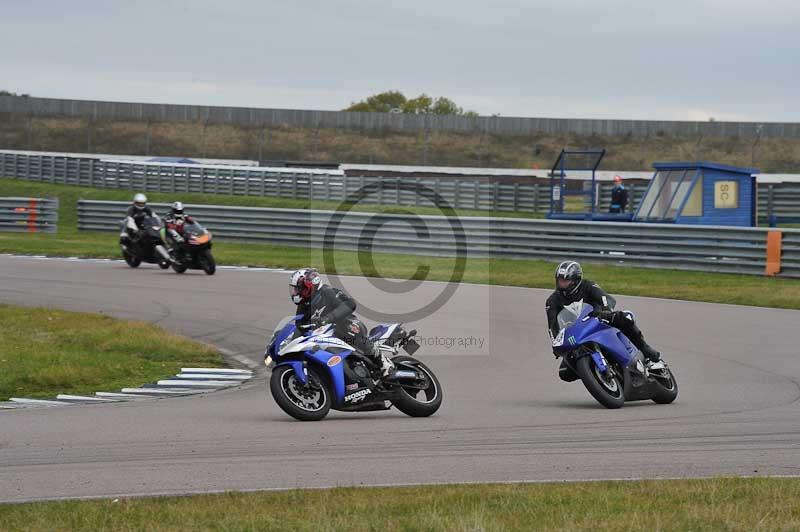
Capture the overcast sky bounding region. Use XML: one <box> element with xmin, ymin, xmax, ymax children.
<box><xmin>2</xmin><ymin>0</ymin><xmax>798</xmax><ymax>121</ymax></box>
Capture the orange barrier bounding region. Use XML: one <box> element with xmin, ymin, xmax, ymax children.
<box><xmin>27</xmin><ymin>198</ymin><xmax>38</xmax><ymax>232</ymax></box>
<box><xmin>765</xmin><ymin>230</ymin><xmax>782</xmax><ymax>276</ymax></box>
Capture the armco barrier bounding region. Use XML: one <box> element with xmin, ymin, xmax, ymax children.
<box><xmin>1</xmin><ymin>150</ymin><xmax>545</xmax><ymax>213</ymax></box>
<box><xmin>0</xmin><ymin>197</ymin><xmax>58</xmax><ymax>233</ymax></box>
<box><xmin>4</xmin><ymin>150</ymin><xmax>800</xmax><ymax>218</ymax></box>
<box><xmin>77</xmin><ymin>200</ymin><xmax>799</xmax><ymax>277</ymax></box>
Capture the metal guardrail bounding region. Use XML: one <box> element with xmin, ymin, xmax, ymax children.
<box><xmin>77</xmin><ymin>200</ymin><xmax>799</xmax><ymax>277</ymax></box>
<box><xmin>4</xmin><ymin>151</ymin><xmax>799</xmax><ymax>218</ymax></box>
<box><xmin>759</xmin><ymin>184</ymin><xmax>800</xmax><ymax>225</ymax></box>
<box><xmin>0</xmin><ymin>197</ymin><xmax>58</xmax><ymax>233</ymax></box>
<box><xmin>1</xmin><ymin>150</ymin><xmax>547</xmax><ymax>213</ymax></box>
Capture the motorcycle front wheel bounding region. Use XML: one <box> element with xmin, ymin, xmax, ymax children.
<box><xmin>201</xmin><ymin>249</ymin><xmax>216</xmax><ymax>275</ymax></box>
<box><xmin>123</xmin><ymin>252</ymin><xmax>141</xmax><ymax>268</ymax></box>
<box><xmin>575</xmin><ymin>355</ymin><xmax>625</xmax><ymax>409</ymax></box>
<box><xmin>270</xmin><ymin>365</ymin><xmax>331</xmax><ymax>421</ymax></box>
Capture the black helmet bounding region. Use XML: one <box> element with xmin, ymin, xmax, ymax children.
<box><xmin>171</xmin><ymin>201</ymin><xmax>185</xmax><ymax>217</ymax></box>
<box><xmin>555</xmin><ymin>260</ymin><xmax>583</xmax><ymax>297</ymax></box>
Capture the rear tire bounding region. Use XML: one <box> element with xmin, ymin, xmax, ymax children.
<box><xmin>201</xmin><ymin>249</ymin><xmax>216</xmax><ymax>275</ymax></box>
<box><xmin>391</xmin><ymin>359</ymin><xmax>442</xmax><ymax>417</ymax></box>
<box><xmin>575</xmin><ymin>355</ymin><xmax>625</xmax><ymax>409</ymax></box>
<box><xmin>650</xmin><ymin>367</ymin><xmax>679</xmax><ymax>404</ymax></box>
<box><xmin>270</xmin><ymin>365</ymin><xmax>331</xmax><ymax>421</ymax></box>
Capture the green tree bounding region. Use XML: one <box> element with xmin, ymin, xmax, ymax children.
<box><xmin>345</xmin><ymin>91</ymin><xmax>407</xmax><ymax>113</ymax></box>
<box><xmin>345</xmin><ymin>91</ymin><xmax>476</xmax><ymax>116</ymax></box>
<box><xmin>402</xmin><ymin>94</ymin><xmax>433</xmax><ymax>114</ymax></box>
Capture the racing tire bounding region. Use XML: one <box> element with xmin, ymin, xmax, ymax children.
<box><xmin>650</xmin><ymin>367</ymin><xmax>679</xmax><ymax>404</ymax></box>
<box><xmin>123</xmin><ymin>252</ymin><xmax>141</xmax><ymax>268</ymax></box>
<box><xmin>575</xmin><ymin>355</ymin><xmax>625</xmax><ymax>409</ymax></box>
<box><xmin>201</xmin><ymin>249</ymin><xmax>216</xmax><ymax>275</ymax></box>
<box><xmin>270</xmin><ymin>365</ymin><xmax>331</xmax><ymax>421</ymax></box>
<box><xmin>172</xmin><ymin>262</ymin><xmax>188</xmax><ymax>274</ymax></box>
<box><xmin>158</xmin><ymin>261</ymin><xmax>170</xmax><ymax>270</ymax></box>
<box><xmin>391</xmin><ymin>358</ymin><xmax>442</xmax><ymax>417</ymax></box>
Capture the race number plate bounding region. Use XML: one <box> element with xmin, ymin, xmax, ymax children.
<box><xmin>402</xmin><ymin>339</ymin><xmax>420</xmax><ymax>355</ymax></box>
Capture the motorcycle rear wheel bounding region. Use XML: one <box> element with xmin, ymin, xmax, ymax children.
<box><xmin>391</xmin><ymin>358</ymin><xmax>442</xmax><ymax>417</ymax></box>
<box><xmin>270</xmin><ymin>365</ymin><xmax>331</xmax><ymax>421</ymax></box>
<box><xmin>576</xmin><ymin>355</ymin><xmax>625</xmax><ymax>409</ymax></box>
<box><xmin>650</xmin><ymin>366</ymin><xmax>678</xmax><ymax>404</ymax></box>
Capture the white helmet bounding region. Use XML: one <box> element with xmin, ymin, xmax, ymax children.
<box><xmin>171</xmin><ymin>201</ymin><xmax>185</xmax><ymax>217</ymax></box>
<box><xmin>133</xmin><ymin>193</ymin><xmax>148</xmax><ymax>211</ymax></box>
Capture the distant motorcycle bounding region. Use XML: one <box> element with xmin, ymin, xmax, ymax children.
<box><xmin>264</xmin><ymin>315</ymin><xmax>442</xmax><ymax>421</ymax></box>
<box><xmin>166</xmin><ymin>221</ymin><xmax>216</xmax><ymax>275</ymax></box>
<box><xmin>552</xmin><ymin>302</ymin><xmax>678</xmax><ymax>409</ymax></box>
<box><xmin>119</xmin><ymin>216</ymin><xmax>171</xmax><ymax>269</ymax></box>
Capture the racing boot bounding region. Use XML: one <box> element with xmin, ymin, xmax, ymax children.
<box><xmin>365</xmin><ymin>343</ymin><xmax>395</xmax><ymax>378</ymax></box>
<box><xmin>635</xmin><ymin>339</ymin><xmax>661</xmax><ymax>363</ymax></box>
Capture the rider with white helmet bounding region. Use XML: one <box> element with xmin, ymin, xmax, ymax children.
<box><xmin>125</xmin><ymin>193</ymin><xmax>155</xmax><ymax>228</ymax></box>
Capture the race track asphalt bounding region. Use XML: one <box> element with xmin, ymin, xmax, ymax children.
<box><xmin>1</xmin><ymin>255</ymin><xmax>799</xmax><ymax>503</ymax></box>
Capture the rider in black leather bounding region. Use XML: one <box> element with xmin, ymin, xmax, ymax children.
<box><xmin>545</xmin><ymin>261</ymin><xmax>661</xmax><ymax>362</ymax></box>
<box><xmin>290</xmin><ymin>268</ymin><xmax>395</xmax><ymax>376</ymax></box>
<box><xmin>126</xmin><ymin>193</ymin><xmax>155</xmax><ymax>228</ymax></box>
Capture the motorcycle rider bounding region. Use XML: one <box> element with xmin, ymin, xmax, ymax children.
<box><xmin>120</xmin><ymin>193</ymin><xmax>172</xmax><ymax>264</ymax></box>
<box><xmin>545</xmin><ymin>260</ymin><xmax>661</xmax><ymax>363</ymax></box>
<box><xmin>125</xmin><ymin>193</ymin><xmax>156</xmax><ymax>228</ymax></box>
<box><xmin>164</xmin><ymin>201</ymin><xmax>195</xmax><ymax>244</ymax></box>
<box><xmin>289</xmin><ymin>268</ymin><xmax>396</xmax><ymax>377</ymax></box>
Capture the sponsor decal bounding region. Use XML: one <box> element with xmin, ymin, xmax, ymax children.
<box><xmin>568</xmin><ymin>335</ymin><xmax>576</xmax><ymax>346</ymax></box>
<box><xmin>346</xmin><ymin>383</ymin><xmax>359</xmax><ymax>391</ymax></box>
<box><xmin>344</xmin><ymin>388</ymin><xmax>372</xmax><ymax>403</ymax></box>
<box><xmin>310</xmin><ymin>307</ymin><xmax>326</xmax><ymax>321</ymax></box>
<box><xmin>327</xmin><ymin>355</ymin><xmax>342</xmax><ymax>367</ymax></box>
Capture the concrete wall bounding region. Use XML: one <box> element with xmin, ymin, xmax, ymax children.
<box><xmin>2</xmin><ymin>95</ymin><xmax>798</xmax><ymax>138</ymax></box>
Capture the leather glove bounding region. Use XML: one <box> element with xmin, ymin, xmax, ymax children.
<box><xmin>597</xmin><ymin>310</ymin><xmax>614</xmax><ymax>323</ymax></box>
<box><xmin>310</xmin><ymin>317</ymin><xmax>331</xmax><ymax>329</ymax></box>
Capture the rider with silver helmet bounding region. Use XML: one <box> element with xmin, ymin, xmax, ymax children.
<box><xmin>125</xmin><ymin>193</ymin><xmax>156</xmax><ymax>228</ymax></box>
<box><xmin>164</xmin><ymin>201</ymin><xmax>195</xmax><ymax>243</ymax></box>
<box><xmin>289</xmin><ymin>268</ymin><xmax>395</xmax><ymax>377</ymax></box>
<box><xmin>546</xmin><ymin>261</ymin><xmax>661</xmax><ymax>362</ymax></box>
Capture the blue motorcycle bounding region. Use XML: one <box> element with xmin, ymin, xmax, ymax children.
<box><xmin>552</xmin><ymin>302</ymin><xmax>678</xmax><ymax>409</ymax></box>
<box><xmin>264</xmin><ymin>315</ymin><xmax>443</xmax><ymax>421</ymax></box>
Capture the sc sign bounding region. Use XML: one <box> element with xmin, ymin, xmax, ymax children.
<box><xmin>714</xmin><ymin>181</ymin><xmax>739</xmax><ymax>209</ymax></box>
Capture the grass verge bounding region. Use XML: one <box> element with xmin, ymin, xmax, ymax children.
<box><xmin>1</xmin><ymin>478</ymin><xmax>799</xmax><ymax>531</ymax></box>
<box><xmin>2</xmin><ymin>178</ymin><xmax>799</xmax><ymax>311</ymax></box>
<box><xmin>0</xmin><ymin>304</ymin><xmax>221</xmax><ymax>401</ymax></box>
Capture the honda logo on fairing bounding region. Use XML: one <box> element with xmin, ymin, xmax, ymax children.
<box><xmin>344</xmin><ymin>388</ymin><xmax>372</xmax><ymax>403</ymax></box>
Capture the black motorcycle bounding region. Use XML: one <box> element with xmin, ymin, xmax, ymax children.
<box><xmin>166</xmin><ymin>221</ymin><xmax>216</xmax><ymax>275</ymax></box>
<box><xmin>119</xmin><ymin>216</ymin><xmax>172</xmax><ymax>269</ymax></box>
